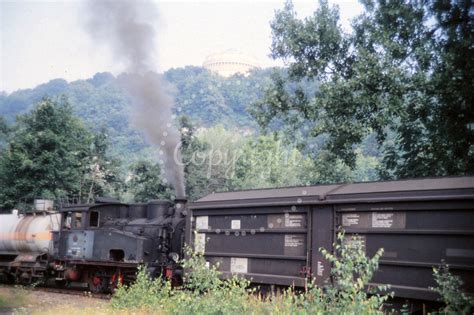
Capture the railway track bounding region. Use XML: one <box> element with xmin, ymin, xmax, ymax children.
<box><xmin>34</xmin><ymin>286</ymin><xmax>111</xmax><ymax>300</ymax></box>
<box><xmin>0</xmin><ymin>283</ymin><xmax>111</xmax><ymax>300</ymax></box>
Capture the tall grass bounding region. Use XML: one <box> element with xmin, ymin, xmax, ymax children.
<box><xmin>0</xmin><ymin>295</ymin><xmax>7</xmax><ymax>308</ymax></box>
<box><xmin>0</xmin><ymin>285</ymin><xmax>30</xmax><ymax>313</ymax></box>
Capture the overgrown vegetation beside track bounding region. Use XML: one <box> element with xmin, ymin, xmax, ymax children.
<box><xmin>111</xmin><ymin>232</ymin><xmax>474</xmax><ymax>314</ymax></box>
<box><xmin>0</xmin><ymin>285</ymin><xmax>109</xmax><ymax>315</ymax></box>
<box><xmin>111</xmin><ymin>232</ymin><xmax>393</xmax><ymax>314</ymax></box>
<box><xmin>1</xmin><ymin>233</ymin><xmax>472</xmax><ymax>314</ymax></box>
<box><xmin>0</xmin><ymin>294</ymin><xmax>7</xmax><ymax>308</ymax></box>
<box><xmin>430</xmin><ymin>263</ymin><xmax>474</xmax><ymax>314</ymax></box>
<box><xmin>0</xmin><ymin>285</ymin><xmax>32</xmax><ymax>312</ymax></box>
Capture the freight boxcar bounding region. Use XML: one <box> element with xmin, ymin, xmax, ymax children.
<box><xmin>187</xmin><ymin>176</ymin><xmax>474</xmax><ymax>306</ymax></box>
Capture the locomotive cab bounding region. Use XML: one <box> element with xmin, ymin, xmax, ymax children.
<box><xmin>58</xmin><ymin>203</ymin><xmax>153</xmax><ymax>263</ymax></box>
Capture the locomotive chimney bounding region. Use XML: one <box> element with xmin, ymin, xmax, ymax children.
<box><xmin>147</xmin><ymin>200</ymin><xmax>171</xmax><ymax>221</ymax></box>
<box><xmin>173</xmin><ymin>197</ymin><xmax>187</xmax><ymax>218</ymax></box>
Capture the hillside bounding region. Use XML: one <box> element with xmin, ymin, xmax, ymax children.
<box><xmin>0</xmin><ymin>67</ymin><xmax>275</xmax><ymax>159</ymax></box>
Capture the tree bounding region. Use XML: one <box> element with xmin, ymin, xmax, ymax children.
<box><xmin>179</xmin><ymin>117</ymin><xmax>357</xmax><ymax>199</ymax></box>
<box><xmin>180</xmin><ymin>119</ymin><xmax>240</xmax><ymax>200</ymax></box>
<box><xmin>0</xmin><ymin>116</ymin><xmax>9</xmax><ymax>149</ymax></box>
<box><xmin>0</xmin><ymin>68</ymin><xmax>280</xmax><ymax>166</ymax></box>
<box><xmin>253</xmin><ymin>0</ymin><xmax>474</xmax><ymax>179</ymax></box>
<box><xmin>0</xmin><ymin>98</ymin><xmax>92</xmax><ymax>207</ymax></box>
<box><xmin>127</xmin><ymin>160</ymin><xmax>171</xmax><ymax>202</ymax></box>
<box><xmin>80</xmin><ymin>129</ymin><xmax>125</xmax><ymax>203</ymax></box>
<box><xmin>0</xmin><ymin>97</ymin><xmax>124</xmax><ymax>208</ymax></box>
<box><xmin>232</xmin><ymin>134</ymin><xmax>314</xmax><ymax>188</ymax></box>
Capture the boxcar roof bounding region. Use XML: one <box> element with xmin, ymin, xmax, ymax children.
<box><xmin>191</xmin><ymin>176</ymin><xmax>474</xmax><ymax>209</ymax></box>
<box><xmin>195</xmin><ymin>184</ymin><xmax>340</xmax><ymax>203</ymax></box>
<box><xmin>331</xmin><ymin>176</ymin><xmax>474</xmax><ymax>194</ymax></box>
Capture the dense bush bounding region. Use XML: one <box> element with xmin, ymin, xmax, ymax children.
<box><xmin>315</xmin><ymin>233</ymin><xmax>393</xmax><ymax>314</ymax></box>
<box><xmin>111</xmin><ymin>248</ymin><xmax>250</xmax><ymax>314</ymax></box>
<box><xmin>430</xmin><ymin>262</ymin><xmax>474</xmax><ymax>314</ymax></box>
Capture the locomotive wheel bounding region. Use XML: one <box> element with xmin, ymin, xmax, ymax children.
<box><xmin>4</xmin><ymin>273</ymin><xmax>16</xmax><ymax>284</ymax></box>
<box><xmin>88</xmin><ymin>276</ymin><xmax>105</xmax><ymax>293</ymax></box>
<box><xmin>109</xmin><ymin>270</ymin><xmax>124</xmax><ymax>292</ymax></box>
<box><xmin>87</xmin><ymin>270</ymin><xmax>109</xmax><ymax>293</ymax></box>
<box><xmin>54</xmin><ymin>279</ymin><xmax>68</xmax><ymax>288</ymax></box>
<box><xmin>19</xmin><ymin>272</ymin><xmax>32</xmax><ymax>285</ymax></box>
<box><xmin>121</xmin><ymin>269</ymin><xmax>136</xmax><ymax>284</ymax></box>
<box><xmin>2</xmin><ymin>273</ymin><xmax>15</xmax><ymax>284</ymax></box>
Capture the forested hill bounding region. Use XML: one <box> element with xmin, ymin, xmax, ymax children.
<box><xmin>0</xmin><ymin>67</ymin><xmax>274</xmax><ymax>157</ymax></box>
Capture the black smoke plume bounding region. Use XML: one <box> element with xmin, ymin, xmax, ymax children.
<box><xmin>84</xmin><ymin>0</ymin><xmax>185</xmax><ymax>197</ymax></box>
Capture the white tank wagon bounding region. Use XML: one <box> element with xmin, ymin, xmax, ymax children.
<box><xmin>0</xmin><ymin>202</ymin><xmax>61</xmax><ymax>284</ymax></box>
<box><xmin>0</xmin><ymin>211</ymin><xmax>60</xmax><ymax>255</ymax></box>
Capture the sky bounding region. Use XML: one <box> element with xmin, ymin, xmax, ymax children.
<box><xmin>0</xmin><ymin>0</ymin><xmax>363</xmax><ymax>94</ymax></box>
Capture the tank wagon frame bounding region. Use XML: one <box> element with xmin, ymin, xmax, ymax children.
<box><xmin>187</xmin><ymin>176</ymin><xmax>474</xmax><ymax>305</ymax></box>
<box><xmin>0</xmin><ymin>209</ymin><xmax>60</xmax><ymax>284</ymax></box>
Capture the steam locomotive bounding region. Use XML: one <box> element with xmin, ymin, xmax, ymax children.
<box><xmin>0</xmin><ymin>198</ymin><xmax>187</xmax><ymax>292</ymax></box>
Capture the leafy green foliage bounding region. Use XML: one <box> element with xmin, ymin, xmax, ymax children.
<box><xmin>165</xmin><ymin>67</ymin><xmax>274</xmax><ymax>128</ymax></box>
<box><xmin>0</xmin><ymin>79</ymin><xmax>69</xmax><ymax>123</ymax></box>
<box><xmin>175</xmin><ymin>246</ymin><xmax>251</xmax><ymax>315</ymax></box>
<box><xmin>0</xmin><ymin>68</ymin><xmax>278</xmax><ymax>166</ymax></box>
<box><xmin>180</xmin><ymin>118</ymin><xmax>379</xmax><ymax>200</ymax></box>
<box><xmin>232</xmin><ymin>134</ymin><xmax>310</xmax><ymax>188</ymax></box>
<box><xmin>111</xmin><ymin>248</ymin><xmax>251</xmax><ymax>314</ymax></box>
<box><xmin>0</xmin><ymin>66</ymin><xmax>385</xmax><ymax>204</ymax></box>
<box><xmin>254</xmin><ymin>0</ymin><xmax>474</xmax><ymax>178</ymax></box>
<box><xmin>317</xmin><ymin>232</ymin><xmax>393</xmax><ymax>313</ymax></box>
<box><xmin>111</xmin><ymin>265</ymin><xmax>173</xmax><ymax>311</ymax></box>
<box><xmin>427</xmin><ymin>0</ymin><xmax>474</xmax><ymax>177</ymax></box>
<box><xmin>80</xmin><ymin>130</ymin><xmax>125</xmax><ymax>203</ymax></box>
<box><xmin>179</xmin><ymin>115</ymin><xmax>222</xmax><ymax>200</ymax></box>
<box><xmin>127</xmin><ymin>160</ymin><xmax>172</xmax><ymax>202</ymax></box>
<box><xmin>0</xmin><ymin>98</ymin><xmax>91</xmax><ymax>207</ymax></box>
<box><xmin>0</xmin><ymin>116</ymin><xmax>10</xmax><ymax>150</ymax></box>
<box><xmin>430</xmin><ymin>262</ymin><xmax>474</xmax><ymax>314</ymax></box>
<box><xmin>0</xmin><ymin>98</ymin><xmax>123</xmax><ymax>208</ymax></box>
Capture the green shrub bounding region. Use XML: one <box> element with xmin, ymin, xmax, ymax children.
<box><xmin>0</xmin><ymin>295</ymin><xmax>6</xmax><ymax>308</ymax></box>
<box><xmin>110</xmin><ymin>265</ymin><xmax>172</xmax><ymax>311</ymax></box>
<box><xmin>165</xmin><ymin>246</ymin><xmax>252</xmax><ymax>315</ymax></box>
<box><xmin>180</xmin><ymin>245</ymin><xmax>225</xmax><ymax>293</ymax></box>
<box><xmin>111</xmin><ymin>248</ymin><xmax>252</xmax><ymax>314</ymax></box>
<box><xmin>430</xmin><ymin>262</ymin><xmax>474</xmax><ymax>314</ymax></box>
<box><xmin>305</xmin><ymin>232</ymin><xmax>393</xmax><ymax>314</ymax></box>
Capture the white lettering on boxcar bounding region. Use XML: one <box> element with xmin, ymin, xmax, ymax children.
<box><xmin>195</xmin><ymin>216</ymin><xmax>209</xmax><ymax>230</ymax></box>
<box><xmin>231</xmin><ymin>220</ymin><xmax>241</xmax><ymax>229</ymax></box>
<box><xmin>230</xmin><ymin>257</ymin><xmax>248</xmax><ymax>273</ymax></box>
